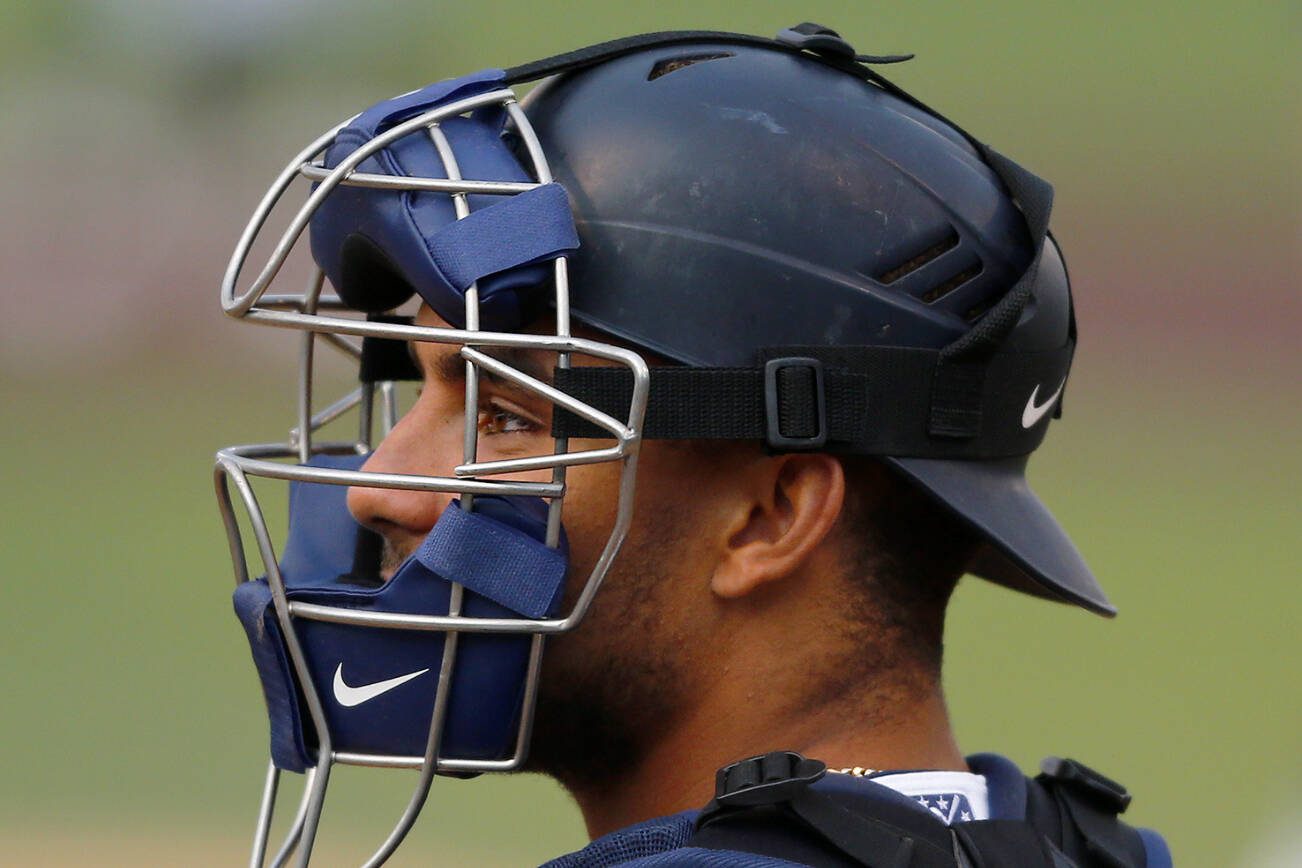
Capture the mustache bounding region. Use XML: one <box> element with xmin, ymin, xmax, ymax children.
<box><xmin>379</xmin><ymin>537</ymin><xmax>417</xmax><ymax>581</ymax></box>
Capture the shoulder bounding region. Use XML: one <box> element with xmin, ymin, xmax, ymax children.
<box><xmin>978</xmin><ymin>753</ymin><xmax>1174</xmax><ymax>868</ymax></box>
<box><xmin>539</xmin><ymin>810</ymin><xmax>811</xmax><ymax>868</ymax></box>
<box><xmin>539</xmin><ymin>812</ymin><xmax>699</xmax><ymax>868</ymax></box>
<box><xmin>1138</xmin><ymin>827</ymin><xmax>1174</xmax><ymax>868</ymax></box>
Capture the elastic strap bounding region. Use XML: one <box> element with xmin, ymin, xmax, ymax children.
<box><xmin>691</xmin><ymin>751</ymin><xmax>1151</xmax><ymax>867</ymax></box>
<box><xmin>503</xmin><ymin>26</ymin><xmax>984</xmax><ymax>190</ymax></box>
<box><xmin>359</xmin><ymin>315</ymin><xmax>421</xmax><ymax>383</ymax></box>
<box><xmin>785</xmin><ymin>789</ymin><xmax>947</xmax><ymax>867</ymax></box>
<box><xmin>553</xmin><ymin>343</ymin><xmax>1072</xmax><ymax>459</ymax></box>
<box><xmin>424</xmin><ymin>183</ymin><xmax>578</xmax><ymax>294</ymax></box>
<box><xmin>415</xmin><ymin>501</ymin><xmax>566</xmax><ymax>619</ymax></box>
<box><xmin>695</xmin><ymin>751</ymin><xmax>955</xmax><ymax>867</ymax></box>
<box><xmin>507</xmin><ymin>30</ymin><xmax>825</xmax><ymax>84</ymax></box>
<box><xmin>505</xmin><ymin>28</ymin><xmax>1061</xmax><ymax>445</ymax></box>
<box><xmin>927</xmin><ymin>146</ymin><xmax>1056</xmax><ymax>438</ymax></box>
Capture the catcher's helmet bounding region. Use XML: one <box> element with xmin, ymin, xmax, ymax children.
<box><xmin>521</xmin><ymin>33</ymin><xmax>1107</xmax><ymax>614</ymax></box>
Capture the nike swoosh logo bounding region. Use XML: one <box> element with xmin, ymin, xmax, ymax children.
<box><xmin>332</xmin><ymin>663</ymin><xmax>429</xmax><ymax>708</ymax></box>
<box><xmin>1021</xmin><ymin>379</ymin><xmax>1067</xmax><ymax>429</ymax></box>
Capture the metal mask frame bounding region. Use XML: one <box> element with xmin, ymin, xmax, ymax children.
<box><xmin>216</xmin><ymin>85</ymin><xmax>650</xmax><ymax>867</ymax></box>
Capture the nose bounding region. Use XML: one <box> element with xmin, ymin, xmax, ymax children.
<box><xmin>346</xmin><ymin>392</ymin><xmax>462</xmax><ymax>541</ymax></box>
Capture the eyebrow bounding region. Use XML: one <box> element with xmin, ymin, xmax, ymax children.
<box><xmin>409</xmin><ymin>342</ymin><xmax>554</xmax><ymax>403</ymax></box>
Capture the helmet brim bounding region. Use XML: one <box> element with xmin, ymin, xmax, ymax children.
<box><xmin>885</xmin><ymin>455</ymin><xmax>1116</xmax><ymax>617</ymax></box>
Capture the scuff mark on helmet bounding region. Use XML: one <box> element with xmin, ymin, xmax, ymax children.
<box><xmin>717</xmin><ymin>107</ymin><xmax>788</xmax><ymax>134</ymax></box>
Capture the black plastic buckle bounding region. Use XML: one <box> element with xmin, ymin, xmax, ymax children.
<box><xmin>775</xmin><ymin>22</ymin><xmax>914</xmax><ymax>65</ymax></box>
<box><xmin>764</xmin><ymin>357</ymin><xmax>827</xmax><ymax>451</ymax></box>
<box><xmin>1040</xmin><ymin>756</ymin><xmax>1132</xmax><ymax>813</ymax></box>
<box><xmin>715</xmin><ymin>751</ymin><xmax>828</xmax><ymax>808</ymax></box>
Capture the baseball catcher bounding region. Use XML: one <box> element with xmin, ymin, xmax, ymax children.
<box><xmin>215</xmin><ymin>23</ymin><xmax>1173</xmax><ymax>867</ymax></box>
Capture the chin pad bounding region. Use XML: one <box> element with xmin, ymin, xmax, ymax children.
<box><xmin>233</xmin><ymin>454</ymin><xmax>568</xmax><ymax>772</ymax></box>
<box><xmin>307</xmin><ymin>68</ymin><xmax>579</xmax><ymax>328</ymax></box>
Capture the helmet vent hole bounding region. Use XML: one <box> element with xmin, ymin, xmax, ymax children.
<box><xmin>874</xmin><ymin>228</ymin><xmax>959</xmax><ymax>284</ymax></box>
<box><xmin>647</xmin><ymin>52</ymin><xmax>735</xmax><ymax>81</ymax></box>
<box><xmin>921</xmin><ymin>262</ymin><xmax>983</xmax><ymax>304</ymax></box>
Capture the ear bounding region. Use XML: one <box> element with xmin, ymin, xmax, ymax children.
<box><xmin>710</xmin><ymin>453</ymin><xmax>846</xmax><ymax>599</ymax></box>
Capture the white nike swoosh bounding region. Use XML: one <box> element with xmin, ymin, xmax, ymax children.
<box><xmin>1021</xmin><ymin>379</ymin><xmax>1067</xmax><ymax>429</ymax></box>
<box><xmin>332</xmin><ymin>663</ymin><xmax>429</xmax><ymax>708</ymax></box>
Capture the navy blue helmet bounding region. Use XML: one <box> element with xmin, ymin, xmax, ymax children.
<box><xmin>520</xmin><ymin>31</ymin><xmax>1107</xmax><ymax>614</ymax></box>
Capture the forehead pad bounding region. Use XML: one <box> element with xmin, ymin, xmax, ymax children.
<box><xmin>308</xmin><ymin>69</ymin><xmax>579</xmax><ymax>329</ymax></box>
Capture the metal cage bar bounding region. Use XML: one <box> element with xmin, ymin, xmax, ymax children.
<box><xmin>223</xmin><ymin>88</ymin><xmax>518</xmax><ymax>316</ymax></box>
<box><xmin>216</xmin><ymin>83</ymin><xmax>652</xmax><ymax>866</ymax></box>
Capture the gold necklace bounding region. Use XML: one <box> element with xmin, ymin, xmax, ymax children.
<box><xmin>827</xmin><ymin>766</ymin><xmax>878</xmax><ymax>777</ymax></box>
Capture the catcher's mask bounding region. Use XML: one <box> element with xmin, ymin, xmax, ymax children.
<box><xmin>218</xmin><ymin>66</ymin><xmax>650</xmax><ymax>867</ymax></box>
<box><xmin>217</xmin><ymin>25</ymin><xmax>1108</xmax><ymax>867</ymax></box>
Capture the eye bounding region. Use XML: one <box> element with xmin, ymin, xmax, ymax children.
<box><xmin>477</xmin><ymin>399</ymin><xmax>542</xmax><ymax>437</ymax></box>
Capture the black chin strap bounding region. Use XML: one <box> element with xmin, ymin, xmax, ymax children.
<box><xmin>543</xmin><ymin>148</ymin><xmax>1062</xmax><ymax>454</ymax></box>
<box><xmin>927</xmin><ymin>146</ymin><xmax>1056</xmax><ymax>440</ymax></box>
<box><xmin>551</xmin><ymin>340</ymin><xmax>1072</xmax><ymax>458</ymax></box>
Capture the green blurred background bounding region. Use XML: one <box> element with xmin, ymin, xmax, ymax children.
<box><xmin>1</xmin><ymin>1</ymin><xmax>1298</xmax><ymax>865</ymax></box>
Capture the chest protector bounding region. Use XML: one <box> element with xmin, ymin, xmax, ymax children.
<box><xmin>690</xmin><ymin>752</ymin><xmax>1152</xmax><ymax>868</ymax></box>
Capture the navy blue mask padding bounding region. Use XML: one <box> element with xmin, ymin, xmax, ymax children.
<box><xmin>278</xmin><ymin>452</ymin><xmax>364</xmax><ymax>587</ymax></box>
<box><xmin>234</xmin><ymin>454</ymin><xmax>569</xmax><ymax>771</ymax></box>
<box><xmin>234</xmin><ymin>579</ymin><xmax>315</xmax><ymax>771</ymax></box>
<box><xmin>309</xmin><ymin>69</ymin><xmax>580</xmax><ymax>329</ymax></box>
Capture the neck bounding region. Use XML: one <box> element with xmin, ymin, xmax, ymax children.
<box><xmin>566</xmin><ymin>666</ymin><xmax>964</xmax><ymax>840</ymax></box>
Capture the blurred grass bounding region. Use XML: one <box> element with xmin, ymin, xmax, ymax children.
<box><xmin>4</xmin><ymin>1</ymin><xmax>1297</xmax><ymax>197</ymax></box>
<box><xmin>0</xmin><ymin>1</ymin><xmax>1297</xmax><ymax>865</ymax></box>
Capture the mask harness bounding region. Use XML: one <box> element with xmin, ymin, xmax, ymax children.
<box><xmin>218</xmin><ymin>25</ymin><xmax>1068</xmax><ymax>868</ymax></box>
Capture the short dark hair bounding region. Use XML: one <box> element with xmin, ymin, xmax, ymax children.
<box><xmin>836</xmin><ymin>457</ymin><xmax>977</xmax><ymax>682</ymax></box>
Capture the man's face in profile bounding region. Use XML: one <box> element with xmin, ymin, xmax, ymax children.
<box><xmin>345</xmin><ymin>304</ymin><xmax>737</xmax><ymax>785</ymax></box>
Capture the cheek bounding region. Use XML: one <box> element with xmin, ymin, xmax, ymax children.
<box><xmin>552</xmin><ymin>457</ymin><xmax>623</xmax><ymax>607</ymax></box>
<box><xmin>554</xmin><ymin>445</ymin><xmax>723</xmax><ymax>613</ymax></box>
